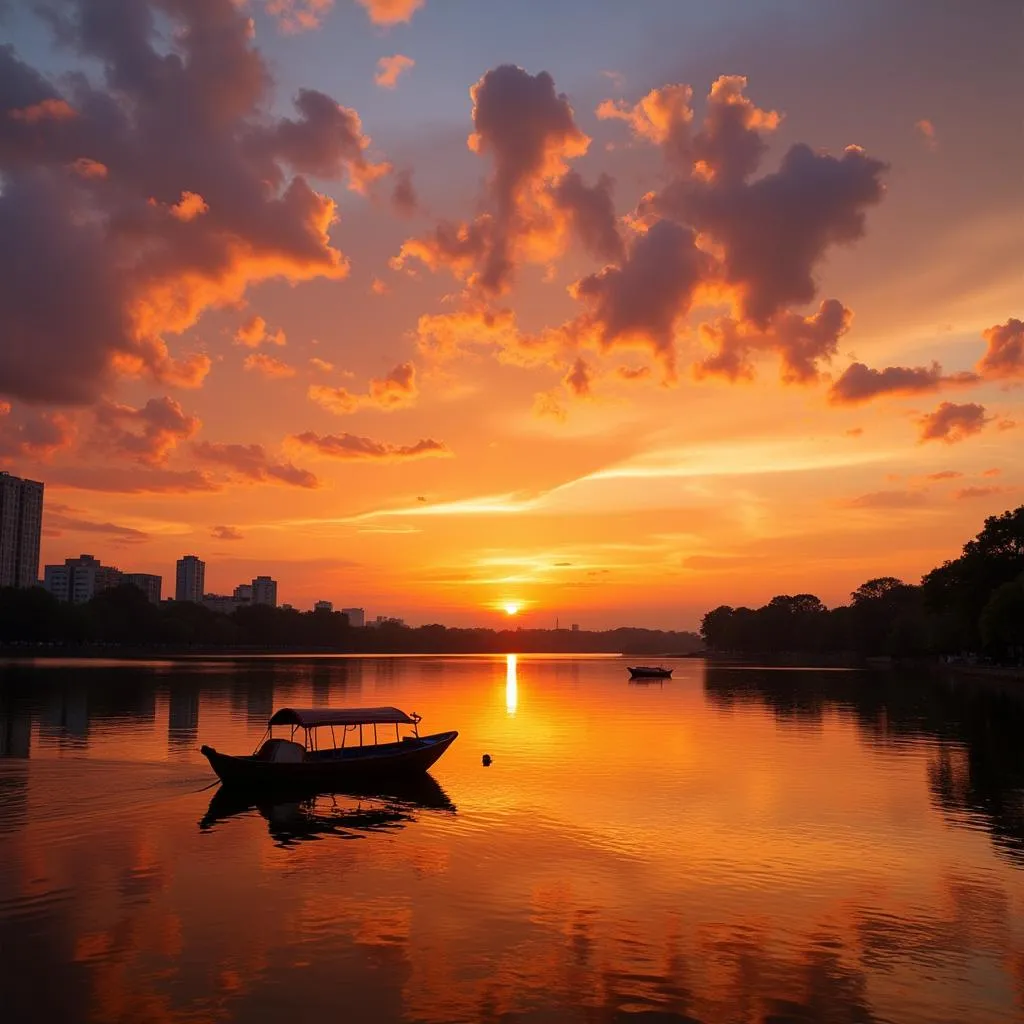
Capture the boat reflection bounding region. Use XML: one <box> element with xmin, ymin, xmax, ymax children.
<box><xmin>199</xmin><ymin>774</ymin><xmax>455</xmax><ymax>846</ymax></box>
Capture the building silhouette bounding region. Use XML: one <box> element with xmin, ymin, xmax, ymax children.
<box><xmin>251</xmin><ymin>575</ymin><xmax>277</xmax><ymax>607</ymax></box>
<box><xmin>314</xmin><ymin>600</ymin><xmax>333</xmax><ymax>612</ymax></box>
<box><xmin>44</xmin><ymin>554</ymin><xmax>122</xmax><ymax>603</ymax></box>
<box><xmin>0</xmin><ymin>471</ymin><xmax>44</xmax><ymax>588</ymax></box>
<box><xmin>341</xmin><ymin>607</ymin><xmax>365</xmax><ymax>628</ymax></box>
<box><xmin>125</xmin><ymin>573</ymin><xmax>162</xmax><ymax>603</ymax></box>
<box><xmin>175</xmin><ymin>555</ymin><xmax>205</xmax><ymax>602</ymax></box>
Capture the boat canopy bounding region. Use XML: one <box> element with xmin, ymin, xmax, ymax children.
<box><xmin>268</xmin><ymin>706</ymin><xmax>417</xmax><ymax>729</ymax></box>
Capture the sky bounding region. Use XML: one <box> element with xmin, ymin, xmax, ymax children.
<box><xmin>0</xmin><ymin>0</ymin><xmax>1022</xmax><ymax>629</ymax></box>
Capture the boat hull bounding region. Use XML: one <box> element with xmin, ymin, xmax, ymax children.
<box><xmin>627</xmin><ymin>667</ymin><xmax>672</xmax><ymax>679</ymax></box>
<box><xmin>201</xmin><ymin>731</ymin><xmax>458</xmax><ymax>789</ymax></box>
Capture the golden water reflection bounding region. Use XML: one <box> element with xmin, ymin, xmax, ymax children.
<box><xmin>505</xmin><ymin>653</ymin><xmax>518</xmax><ymax>715</ymax></box>
<box><xmin>1</xmin><ymin>656</ymin><xmax>1023</xmax><ymax>1023</ymax></box>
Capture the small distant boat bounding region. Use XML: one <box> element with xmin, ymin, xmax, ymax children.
<box><xmin>200</xmin><ymin>706</ymin><xmax>457</xmax><ymax>789</ymax></box>
<box><xmin>627</xmin><ymin>665</ymin><xmax>673</xmax><ymax>679</ymax></box>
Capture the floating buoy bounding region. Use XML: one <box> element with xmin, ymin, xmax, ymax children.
<box><xmin>482</xmin><ymin>753</ymin><xmax>492</xmax><ymax>766</ymax></box>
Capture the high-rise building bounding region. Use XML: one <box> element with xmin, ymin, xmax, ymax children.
<box><xmin>125</xmin><ymin>573</ymin><xmax>162</xmax><ymax>604</ymax></box>
<box><xmin>175</xmin><ymin>555</ymin><xmax>205</xmax><ymax>603</ymax></box>
<box><xmin>0</xmin><ymin>471</ymin><xmax>44</xmax><ymax>588</ymax></box>
<box><xmin>314</xmin><ymin>600</ymin><xmax>333</xmax><ymax>612</ymax></box>
<box><xmin>43</xmin><ymin>554</ymin><xmax>123</xmax><ymax>603</ymax></box>
<box><xmin>341</xmin><ymin>607</ymin><xmax>365</xmax><ymax>628</ymax></box>
<box><xmin>251</xmin><ymin>575</ymin><xmax>277</xmax><ymax>607</ymax></box>
<box><xmin>233</xmin><ymin>583</ymin><xmax>253</xmax><ymax>605</ymax></box>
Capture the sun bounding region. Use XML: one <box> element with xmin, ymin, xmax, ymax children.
<box><xmin>502</xmin><ymin>601</ymin><xmax>522</xmax><ymax>616</ymax></box>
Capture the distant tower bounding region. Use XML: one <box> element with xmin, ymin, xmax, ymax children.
<box><xmin>175</xmin><ymin>555</ymin><xmax>205</xmax><ymax>603</ymax></box>
<box><xmin>0</xmin><ymin>471</ymin><xmax>44</xmax><ymax>588</ymax></box>
<box><xmin>251</xmin><ymin>575</ymin><xmax>278</xmax><ymax>607</ymax></box>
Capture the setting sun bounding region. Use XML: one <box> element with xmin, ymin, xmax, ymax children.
<box><xmin>503</xmin><ymin>602</ymin><xmax>522</xmax><ymax>616</ymax></box>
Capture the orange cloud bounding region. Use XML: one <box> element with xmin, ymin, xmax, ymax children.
<box><xmin>211</xmin><ymin>525</ymin><xmax>244</xmax><ymax>541</ymax></box>
<box><xmin>169</xmin><ymin>191</ymin><xmax>209</xmax><ymax>222</ymax></box>
<box><xmin>45</xmin><ymin>466</ymin><xmax>220</xmax><ymax>494</ymax></box>
<box><xmin>94</xmin><ymin>396</ymin><xmax>200</xmax><ymax>466</ymax></box>
<box><xmin>925</xmin><ymin>470</ymin><xmax>963</xmax><ymax>481</ymax></box>
<box><xmin>309</xmin><ymin>362</ymin><xmax>419</xmax><ymax>413</ymax></box>
<box><xmin>264</xmin><ymin>0</ymin><xmax>334</xmax><ymax>33</ymax></box>
<box><xmin>244</xmin><ymin>353</ymin><xmax>297</xmax><ymax>378</ymax></box>
<box><xmin>289</xmin><ymin>431</ymin><xmax>450</xmax><ymax>460</ymax></box>
<box><xmin>954</xmin><ymin>486</ymin><xmax>1007</xmax><ymax>500</ymax></box>
<box><xmin>235</xmin><ymin>316</ymin><xmax>286</xmax><ymax>348</ymax></box>
<box><xmin>192</xmin><ymin>441</ymin><xmax>319</xmax><ymax>487</ymax></box>
<box><xmin>8</xmin><ymin>98</ymin><xmax>76</xmax><ymax>123</ymax></box>
<box><xmin>67</xmin><ymin>158</ymin><xmax>108</xmax><ymax>179</ymax></box>
<box><xmin>696</xmin><ymin>300</ymin><xmax>852</xmax><ymax>384</ymax></box>
<box><xmin>829</xmin><ymin>361</ymin><xmax>980</xmax><ymax>404</ymax></box>
<box><xmin>356</xmin><ymin>0</ymin><xmax>424</xmax><ymax>26</ymax></box>
<box><xmin>0</xmin><ymin>406</ymin><xmax>76</xmax><ymax>460</ymax></box>
<box><xmin>845</xmin><ymin>490</ymin><xmax>929</xmax><ymax>510</ymax></box>
<box><xmin>309</xmin><ymin>357</ymin><xmax>334</xmax><ymax>373</ymax></box>
<box><xmin>915</xmin><ymin>118</ymin><xmax>937</xmax><ymax>149</ymax></box>
<box><xmin>0</xmin><ymin>4</ymin><xmax>358</xmax><ymax>406</ymax></box>
<box><xmin>375</xmin><ymin>54</ymin><xmax>415</xmax><ymax>89</ymax></box>
<box><xmin>977</xmin><ymin>318</ymin><xmax>1024</xmax><ymax>379</ymax></box>
<box><xmin>394</xmin><ymin>64</ymin><xmax>598</xmax><ymax>295</ymax></box>
<box><xmin>918</xmin><ymin>402</ymin><xmax>990</xmax><ymax>444</ymax></box>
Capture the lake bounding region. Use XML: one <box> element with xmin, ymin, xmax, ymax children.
<box><xmin>1</xmin><ymin>655</ymin><xmax>1023</xmax><ymax>1023</ymax></box>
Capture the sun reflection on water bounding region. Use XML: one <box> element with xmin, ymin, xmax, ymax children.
<box><xmin>505</xmin><ymin>654</ymin><xmax>518</xmax><ymax>715</ymax></box>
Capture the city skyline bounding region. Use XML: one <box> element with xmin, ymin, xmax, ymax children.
<box><xmin>0</xmin><ymin>2</ymin><xmax>1020</xmax><ymax>630</ymax></box>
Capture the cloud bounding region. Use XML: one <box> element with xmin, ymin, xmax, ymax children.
<box><xmin>393</xmin><ymin>64</ymin><xmax>592</xmax><ymax>294</ymax></box>
<box><xmin>845</xmin><ymin>490</ymin><xmax>929</xmax><ymax>510</ymax></box>
<box><xmin>918</xmin><ymin>402</ymin><xmax>990</xmax><ymax>444</ymax></box>
<box><xmin>356</xmin><ymin>0</ymin><xmax>424</xmax><ymax>25</ymax></box>
<box><xmin>569</xmin><ymin>220</ymin><xmax>712</xmax><ymax>373</ymax></box>
<box><xmin>696</xmin><ymin>299</ymin><xmax>852</xmax><ymax>383</ymax></box>
<box><xmin>94</xmin><ymin>396</ymin><xmax>200</xmax><ymax>465</ymax></box>
<box><xmin>309</xmin><ymin>357</ymin><xmax>334</xmax><ymax>373</ymax></box>
<box><xmin>915</xmin><ymin>118</ymin><xmax>937</xmax><ymax>149</ymax></box>
<box><xmin>829</xmin><ymin>361</ymin><xmax>980</xmax><ymax>404</ymax></box>
<box><xmin>235</xmin><ymin>316</ymin><xmax>286</xmax><ymax>348</ymax></box>
<box><xmin>244</xmin><ymin>353</ymin><xmax>297</xmax><ymax>378</ymax></box>
<box><xmin>192</xmin><ymin>441</ymin><xmax>319</xmax><ymax>487</ymax></box>
<box><xmin>46</xmin><ymin>509</ymin><xmax>149</xmax><ymax>543</ymax></box>
<box><xmin>616</xmin><ymin>365</ymin><xmax>651</xmax><ymax>381</ymax></box>
<box><xmin>375</xmin><ymin>54</ymin><xmax>415</xmax><ymax>89</ymax></box>
<box><xmin>925</xmin><ymin>470</ymin><xmax>963</xmax><ymax>481</ymax></box>
<box><xmin>45</xmin><ymin>467</ymin><xmax>221</xmax><ymax>494</ymax></box>
<box><xmin>977</xmin><ymin>318</ymin><xmax>1024</xmax><ymax>379</ymax></box>
<box><xmin>605</xmin><ymin>76</ymin><xmax>887</xmax><ymax>325</ymax></box>
<box><xmin>308</xmin><ymin>362</ymin><xmax>418</xmax><ymax>413</ymax></box>
<box><xmin>390</xmin><ymin>168</ymin><xmax>418</xmax><ymax>216</ymax></box>
<box><xmin>0</xmin><ymin>405</ymin><xmax>75</xmax><ymax>459</ymax></box>
<box><xmin>982</xmin><ymin>467</ymin><xmax>1002</xmax><ymax>477</ymax></box>
<box><xmin>0</xmin><ymin>1</ymin><xmax>365</xmax><ymax>406</ymax></box>
<box><xmin>563</xmin><ymin>357</ymin><xmax>592</xmax><ymax>397</ymax></box>
<box><xmin>551</xmin><ymin>171</ymin><xmax>624</xmax><ymax>262</ymax></box>
<box><xmin>954</xmin><ymin>486</ymin><xmax>1007</xmax><ymax>500</ymax></box>
<box><xmin>264</xmin><ymin>0</ymin><xmax>334</xmax><ymax>34</ymax></box>
<box><xmin>415</xmin><ymin>305</ymin><xmax>519</xmax><ymax>361</ymax></box>
<box><xmin>211</xmin><ymin>525</ymin><xmax>244</xmax><ymax>541</ymax></box>
<box><xmin>289</xmin><ymin>431</ymin><xmax>451</xmax><ymax>461</ymax></box>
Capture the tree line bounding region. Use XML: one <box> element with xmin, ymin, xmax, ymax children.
<box><xmin>700</xmin><ymin>505</ymin><xmax>1024</xmax><ymax>662</ymax></box>
<box><xmin>0</xmin><ymin>585</ymin><xmax>703</xmax><ymax>655</ymax></box>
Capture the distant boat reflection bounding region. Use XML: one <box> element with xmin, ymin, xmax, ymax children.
<box><xmin>505</xmin><ymin>654</ymin><xmax>518</xmax><ymax>715</ymax></box>
<box><xmin>199</xmin><ymin>774</ymin><xmax>455</xmax><ymax>847</ymax></box>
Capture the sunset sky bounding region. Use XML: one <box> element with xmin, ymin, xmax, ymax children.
<box><xmin>1</xmin><ymin>0</ymin><xmax>1021</xmax><ymax>628</ymax></box>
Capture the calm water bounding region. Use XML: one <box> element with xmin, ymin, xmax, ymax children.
<box><xmin>2</xmin><ymin>656</ymin><xmax>1024</xmax><ymax>1023</ymax></box>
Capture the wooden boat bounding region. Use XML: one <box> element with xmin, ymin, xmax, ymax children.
<box><xmin>200</xmin><ymin>706</ymin><xmax>457</xmax><ymax>788</ymax></box>
<box><xmin>627</xmin><ymin>665</ymin><xmax>673</xmax><ymax>679</ymax></box>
